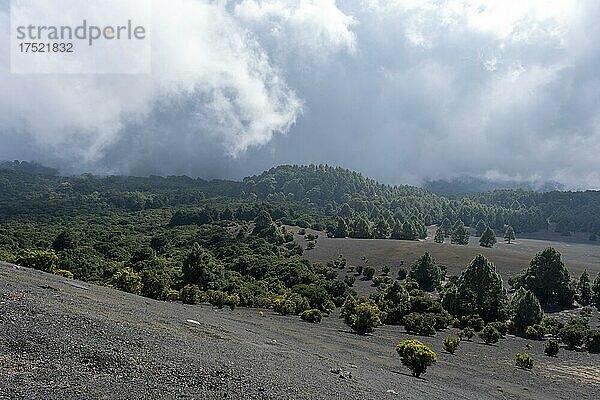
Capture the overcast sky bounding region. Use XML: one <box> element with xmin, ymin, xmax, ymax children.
<box><xmin>2</xmin><ymin>0</ymin><xmax>600</xmax><ymax>188</ymax></box>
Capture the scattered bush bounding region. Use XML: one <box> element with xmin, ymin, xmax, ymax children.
<box><xmin>525</xmin><ymin>324</ymin><xmax>546</xmax><ymax>340</ymax></box>
<box><xmin>382</xmin><ymin>266</ymin><xmax>391</xmax><ymax>275</ymax></box>
<box><xmin>372</xmin><ymin>275</ymin><xmax>393</xmax><ymax>287</ymax></box>
<box><xmin>443</xmin><ymin>336</ymin><xmax>460</xmax><ymax>354</ymax></box>
<box><xmin>541</xmin><ymin>316</ymin><xmax>564</xmax><ymax>336</ymax></box>
<box><xmin>342</xmin><ymin>297</ymin><xmax>381</xmax><ymax>334</ymax></box>
<box><xmin>110</xmin><ymin>267</ymin><xmax>142</xmax><ymax>295</ymax></box>
<box><xmin>344</xmin><ymin>275</ymin><xmax>355</xmax><ymax>287</ymax></box>
<box><xmin>462</xmin><ymin>327</ymin><xmax>475</xmax><ymax>341</ymax></box>
<box><xmin>226</xmin><ymin>293</ymin><xmax>240</xmax><ymax>311</ymax></box>
<box><xmin>460</xmin><ymin>315</ymin><xmax>485</xmax><ymax>332</ymax></box>
<box><xmin>300</xmin><ymin>309</ymin><xmax>322</xmax><ymax>323</ymax></box>
<box><xmin>363</xmin><ymin>266</ymin><xmax>375</xmax><ymax>280</ymax></box>
<box><xmin>585</xmin><ymin>329</ymin><xmax>600</xmax><ymax>353</ymax></box>
<box><xmin>479</xmin><ymin>324</ymin><xmax>501</xmax><ymax>345</ymax></box>
<box><xmin>511</xmin><ymin>288</ymin><xmax>543</xmax><ymax>330</ymax></box>
<box><xmin>488</xmin><ymin>321</ymin><xmax>508</xmax><ymax>337</ymax></box>
<box><xmin>180</xmin><ymin>284</ymin><xmax>201</xmax><ymax>305</ymax></box>
<box><xmin>397</xmin><ymin>268</ymin><xmax>407</xmax><ymax>280</ymax></box>
<box><xmin>403</xmin><ymin>313</ymin><xmax>436</xmax><ymax>336</ymax></box>
<box><xmin>53</xmin><ymin>269</ymin><xmax>74</xmax><ymax>279</ymax></box>
<box><xmin>273</xmin><ymin>293</ymin><xmax>310</xmax><ymax>316</ymax></box>
<box><xmin>15</xmin><ymin>249</ymin><xmax>58</xmax><ymax>272</ymax></box>
<box><xmin>515</xmin><ymin>353</ymin><xmax>534</xmax><ymax>370</ymax></box>
<box><xmin>559</xmin><ymin>318</ymin><xmax>588</xmax><ymax>349</ymax></box>
<box><xmin>544</xmin><ymin>340</ymin><xmax>559</xmax><ymax>356</ymax></box>
<box><xmin>166</xmin><ymin>289</ymin><xmax>180</xmax><ymax>301</ymax></box>
<box><xmin>396</xmin><ymin>339</ymin><xmax>437</xmax><ymax>378</ymax></box>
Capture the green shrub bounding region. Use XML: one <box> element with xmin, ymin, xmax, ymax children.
<box><xmin>396</xmin><ymin>339</ymin><xmax>437</xmax><ymax>378</ymax></box>
<box><xmin>541</xmin><ymin>316</ymin><xmax>564</xmax><ymax>336</ymax></box>
<box><xmin>403</xmin><ymin>313</ymin><xmax>436</xmax><ymax>336</ymax></box>
<box><xmin>166</xmin><ymin>289</ymin><xmax>180</xmax><ymax>301</ymax></box>
<box><xmin>342</xmin><ymin>297</ymin><xmax>381</xmax><ymax>334</ymax></box>
<box><xmin>344</xmin><ymin>275</ymin><xmax>355</xmax><ymax>287</ymax></box>
<box><xmin>488</xmin><ymin>321</ymin><xmax>508</xmax><ymax>337</ymax></box>
<box><xmin>226</xmin><ymin>293</ymin><xmax>240</xmax><ymax>311</ymax></box>
<box><xmin>363</xmin><ymin>266</ymin><xmax>376</xmax><ymax>280</ymax></box>
<box><xmin>525</xmin><ymin>324</ymin><xmax>545</xmax><ymax>340</ymax></box>
<box><xmin>372</xmin><ymin>275</ymin><xmax>392</xmax><ymax>287</ymax></box>
<box><xmin>460</xmin><ymin>315</ymin><xmax>485</xmax><ymax>332</ymax></box>
<box><xmin>559</xmin><ymin>318</ymin><xmax>588</xmax><ymax>349</ymax></box>
<box><xmin>443</xmin><ymin>336</ymin><xmax>460</xmax><ymax>354</ymax></box>
<box><xmin>479</xmin><ymin>324</ymin><xmax>501</xmax><ymax>345</ymax></box>
<box><xmin>511</xmin><ymin>288</ymin><xmax>543</xmax><ymax>330</ymax></box>
<box><xmin>515</xmin><ymin>353</ymin><xmax>534</xmax><ymax>370</ymax></box>
<box><xmin>273</xmin><ymin>293</ymin><xmax>310</xmax><ymax>316</ymax></box>
<box><xmin>110</xmin><ymin>267</ymin><xmax>142</xmax><ymax>295</ymax></box>
<box><xmin>300</xmin><ymin>309</ymin><xmax>322</xmax><ymax>323</ymax></box>
<box><xmin>544</xmin><ymin>340</ymin><xmax>559</xmax><ymax>356</ymax></box>
<box><xmin>585</xmin><ymin>329</ymin><xmax>600</xmax><ymax>353</ymax></box>
<box><xmin>463</xmin><ymin>327</ymin><xmax>475</xmax><ymax>341</ymax></box>
<box><xmin>15</xmin><ymin>249</ymin><xmax>58</xmax><ymax>272</ymax></box>
<box><xmin>53</xmin><ymin>269</ymin><xmax>74</xmax><ymax>279</ymax></box>
<box><xmin>397</xmin><ymin>268</ymin><xmax>407</xmax><ymax>280</ymax></box>
<box><xmin>0</xmin><ymin>248</ymin><xmax>15</xmax><ymax>263</ymax></box>
<box><xmin>382</xmin><ymin>266</ymin><xmax>391</xmax><ymax>275</ymax></box>
<box><xmin>180</xmin><ymin>284</ymin><xmax>201</xmax><ymax>305</ymax></box>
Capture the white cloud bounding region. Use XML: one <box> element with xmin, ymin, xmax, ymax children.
<box><xmin>0</xmin><ymin>0</ymin><xmax>302</xmax><ymax>165</ymax></box>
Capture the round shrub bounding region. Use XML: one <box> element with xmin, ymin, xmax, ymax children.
<box><xmin>397</xmin><ymin>268</ymin><xmax>408</xmax><ymax>281</ymax></box>
<box><xmin>515</xmin><ymin>353</ymin><xmax>534</xmax><ymax>370</ymax></box>
<box><xmin>462</xmin><ymin>327</ymin><xmax>475</xmax><ymax>341</ymax></box>
<box><xmin>180</xmin><ymin>284</ymin><xmax>201</xmax><ymax>305</ymax></box>
<box><xmin>342</xmin><ymin>297</ymin><xmax>381</xmax><ymax>334</ymax></box>
<box><xmin>479</xmin><ymin>324</ymin><xmax>501</xmax><ymax>345</ymax></box>
<box><xmin>300</xmin><ymin>309</ymin><xmax>322</xmax><ymax>323</ymax></box>
<box><xmin>396</xmin><ymin>339</ymin><xmax>437</xmax><ymax>378</ymax></box>
<box><xmin>344</xmin><ymin>275</ymin><xmax>356</xmax><ymax>287</ymax></box>
<box><xmin>544</xmin><ymin>339</ymin><xmax>559</xmax><ymax>356</ymax></box>
<box><xmin>443</xmin><ymin>336</ymin><xmax>460</xmax><ymax>354</ymax></box>
<box><xmin>559</xmin><ymin>319</ymin><xmax>588</xmax><ymax>349</ymax></box>
<box><xmin>53</xmin><ymin>269</ymin><xmax>74</xmax><ymax>279</ymax></box>
<box><xmin>525</xmin><ymin>323</ymin><xmax>546</xmax><ymax>340</ymax></box>
<box><xmin>585</xmin><ymin>329</ymin><xmax>600</xmax><ymax>353</ymax></box>
<box><xmin>166</xmin><ymin>289</ymin><xmax>180</xmax><ymax>301</ymax></box>
<box><xmin>363</xmin><ymin>266</ymin><xmax>376</xmax><ymax>280</ymax></box>
<box><xmin>403</xmin><ymin>313</ymin><xmax>436</xmax><ymax>336</ymax></box>
<box><xmin>110</xmin><ymin>267</ymin><xmax>142</xmax><ymax>295</ymax></box>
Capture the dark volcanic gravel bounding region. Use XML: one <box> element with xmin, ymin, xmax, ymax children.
<box><xmin>1</xmin><ymin>262</ymin><xmax>599</xmax><ymax>399</ymax></box>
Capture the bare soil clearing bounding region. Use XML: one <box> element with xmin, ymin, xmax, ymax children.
<box><xmin>2</xmin><ymin>262</ymin><xmax>599</xmax><ymax>399</ymax></box>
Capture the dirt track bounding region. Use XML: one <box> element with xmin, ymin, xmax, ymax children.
<box><xmin>1</xmin><ymin>262</ymin><xmax>599</xmax><ymax>399</ymax></box>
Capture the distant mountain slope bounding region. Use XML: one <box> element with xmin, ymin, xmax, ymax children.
<box><xmin>425</xmin><ymin>175</ymin><xmax>564</xmax><ymax>199</ymax></box>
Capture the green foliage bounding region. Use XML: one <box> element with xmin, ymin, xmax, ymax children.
<box><xmin>352</xmin><ymin>216</ymin><xmax>372</xmax><ymax>239</ymax></box>
<box><xmin>140</xmin><ymin>270</ymin><xmax>170</xmax><ymax>300</ymax></box>
<box><xmin>403</xmin><ymin>313</ymin><xmax>436</xmax><ymax>336</ymax></box>
<box><xmin>475</xmin><ymin>220</ymin><xmax>487</xmax><ymax>237</ymax></box>
<box><xmin>479</xmin><ymin>227</ymin><xmax>497</xmax><ymax>248</ymax></box>
<box><xmin>342</xmin><ymin>297</ymin><xmax>381</xmax><ymax>334</ymax></box>
<box><xmin>462</xmin><ymin>327</ymin><xmax>475</xmax><ymax>341</ymax></box>
<box><xmin>515</xmin><ymin>353</ymin><xmax>533</xmax><ymax>370</ymax></box>
<box><xmin>52</xmin><ymin>230</ymin><xmax>77</xmax><ymax>252</ymax></box>
<box><xmin>578</xmin><ymin>269</ymin><xmax>592</xmax><ymax>306</ymax></box>
<box><xmin>443</xmin><ymin>336</ymin><xmax>460</xmax><ymax>354</ymax></box>
<box><xmin>593</xmin><ymin>272</ymin><xmax>600</xmax><ymax>309</ymax></box>
<box><xmin>15</xmin><ymin>249</ymin><xmax>58</xmax><ymax>272</ymax></box>
<box><xmin>273</xmin><ymin>293</ymin><xmax>310</xmax><ymax>316</ymax></box>
<box><xmin>408</xmin><ymin>252</ymin><xmax>443</xmax><ymax>291</ymax></box>
<box><xmin>344</xmin><ymin>275</ymin><xmax>355</xmax><ymax>287</ymax></box>
<box><xmin>541</xmin><ymin>316</ymin><xmax>564</xmax><ymax>336</ymax></box>
<box><xmin>300</xmin><ymin>309</ymin><xmax>322</xmax><ymax>323</ymax></box>
<box><xmin>479</xmin><ymin>324</ymin><xmax>501</xmax><ymax>345</ymax></box>
<box><xmin>396</xmin><ymin>339</ymin><xmax>437</xmax><ymax>378</ymax></box>
<box><xmin>362</xmin><ymin>266</ymin><xmax>375</xmax><ymax>280</ymax></box>
<box><xmin>585</xmin><ymin>329</ymin><xmax>600</xmax><ymax>353</ymax></box>
<box><xmin>53</xmin><ymin>269</ymin><xmax>74</xmax><ymax>279</ymax></box>
<box><xmin>525</xmin><ymin>324</ymin><xmax>546</xmax><ymax>340</ymax></box>
<box><xmin>182</xmin><ymin>244</ymin><xmax>224</xmax><ymax>289</ymax></box>
<box><xmin>434</xmin><ymin>227</ymin><xmax>444</xmax><ymax>243</ymax></box>
<box><xmin>451</xmin><ymin>220</ymin><xmax>469</xmax><ymax>245</ymax></box>
<box><xmin>504</xmin><ymin>226</ymin><xmax>516</xmax><ymax>243</ymax></box>
<box><xmin>511</xmin><ymin>247</ymin><xmax>575</xmax><ymax>308</ymax></box>
<box><xmin>110</xmin><ymin>267</ymin><xmax>142</xmax><ymax>295</ymax></box>
<box><xmin>544</xmin><ymin>340</ymin><xmax>559</xmax><ymax>356</ymax></box>
<box><xmin>180</xmin><ymin>284</ymin><xmax>201</xmax><ymax>305</ymax></box>
<box><xmin>397</xmin><ymin>268</ymin><xmax>407</xmax><ymax>280</ymax></box>
<box><xmin>442</xmin><ymin>254</ymin><xmax>509</xmax><ymax>323</ymax></box>
<box><xmin>511</xmin><ymin>288</ymin><xmax>543</xmax><ymax>330</ymax></box>
<box><xmin>334</xmin><ymin>218</ymin><xmax>349</xmax><ymax>238</ymax></box>
<box><xmin>204</xmin><ymin>290</ymin><xmax>229</xmax><ymax>309</ymax></box>
<box><xmin>558</xmin><ymin>318</ymin><xmax>588</xmax><ymax>349</ymax></box>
